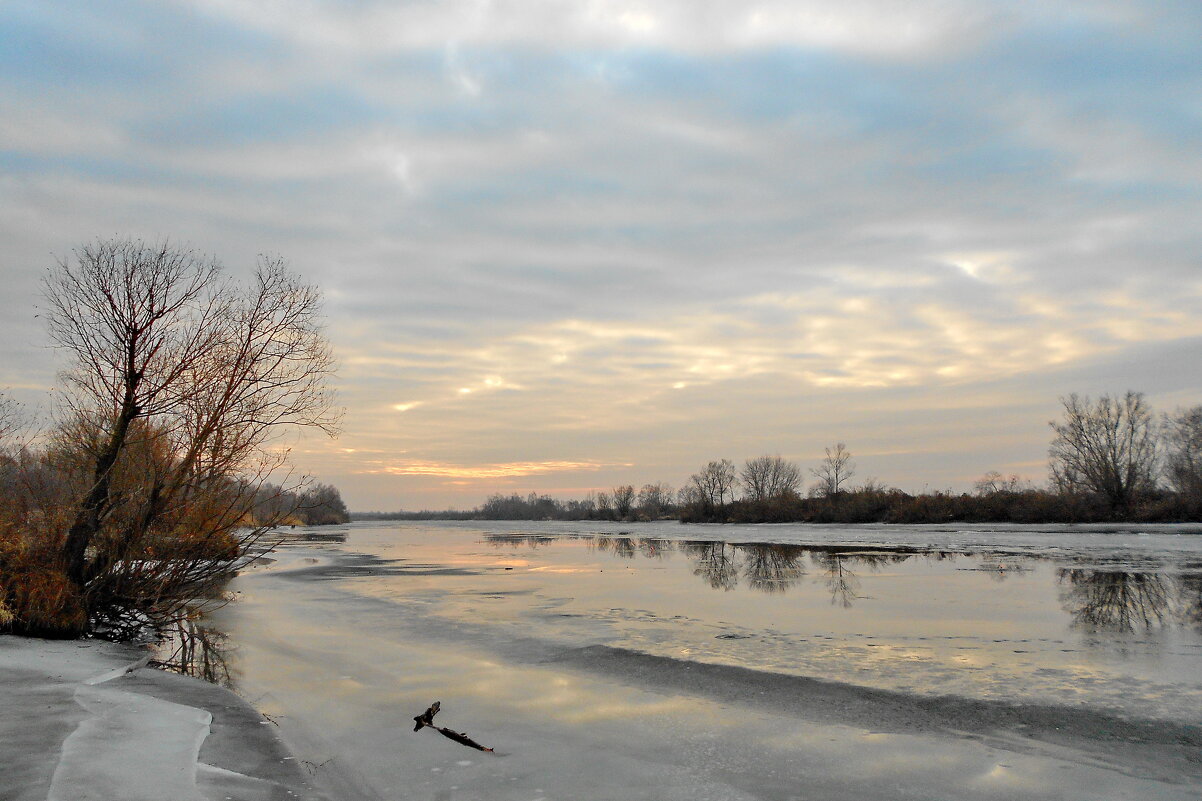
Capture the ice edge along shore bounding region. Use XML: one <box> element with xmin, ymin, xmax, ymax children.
<box><xmin>1</xmin><ymin>636</ymin><xmax>330</xmax><ymax>801</ymax></box>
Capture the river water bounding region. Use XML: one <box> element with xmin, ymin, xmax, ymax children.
<box><xmin>184</xmin><ymin>521</ymin><xmax>1202</xmax><ymax>800</ymax></box>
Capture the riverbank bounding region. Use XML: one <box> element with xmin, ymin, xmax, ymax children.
<box><xmin>0</xmin><ymin>635</ymin><xmax>329</xmax><ymax>801</ymax></box>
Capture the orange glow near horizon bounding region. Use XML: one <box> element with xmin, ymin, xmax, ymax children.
<box><xmin>365</xmin><ymin>459</ymin><xmax>620</xmax><ymax>479</ymax></box>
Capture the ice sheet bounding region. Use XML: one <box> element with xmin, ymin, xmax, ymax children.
<box><xmin>192</xmin><ymin>521</ymin><xmax>1202</xmax><ymax>800</ymax></box>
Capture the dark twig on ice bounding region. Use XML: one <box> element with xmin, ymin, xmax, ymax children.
<box><xmin>413</xmin><ymin>701</ymin><xmax>441</xmax><ymax>731</ymax></box>
<box><xmin>302</xmin><ymin>758</ymin><xmax>333</xmax><ymax>776</ymax></box>
<box><xmin>412</xmin><ymin>701</ymin><xmax>494</xmax><ymax>753</ymax></box>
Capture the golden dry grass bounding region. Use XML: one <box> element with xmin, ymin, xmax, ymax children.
<box><xmin>0</xmin><ymin>531</ymin><xmax>87</xmax><ymax>637</ymax></box>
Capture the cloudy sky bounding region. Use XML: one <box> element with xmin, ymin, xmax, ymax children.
<box><xmin>2</xmin><ymin>1</ymin><xmax>1201</xmax><ymax>510</ymax></box>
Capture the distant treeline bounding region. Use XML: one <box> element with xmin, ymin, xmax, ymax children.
<box><xmin>354</xmin><ymin>509</ymin><xmax>476</xmax><ymax>521</ymax></box>
<box><xmin>358</xmin><ymin>392</ymin><xmax>1202</xmax><ymax>524</ymax></box>
<box><xmin>252</xmin><ymin>482</ymin><xmax>350</xmax><ymax>526</ymax></box>
<box><xmin>356</xmin><ymin>483</ymin><xmax>1200</xmax><ymax>525</ymax></box>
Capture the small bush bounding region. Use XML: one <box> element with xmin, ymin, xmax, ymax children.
<box><xmin>0</xmin><ymin>536</ymin><xmax>88</xmax><ymax>638</ymax></box>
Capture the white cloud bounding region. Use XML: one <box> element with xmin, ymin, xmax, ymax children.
<box><xmin>184</xmin><ymin>0</ymin><xmax>1003</xmax><ymax>57</ymax></box>
<box><xmin>4</xmin><ymin>0</ymin><xmax>1201</xmax><ymax>508</ymax></box>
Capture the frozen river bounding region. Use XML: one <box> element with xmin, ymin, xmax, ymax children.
<box><xmin>185</xmin><ymin>521</ymin><xmax>1202</xmax><ymax>800</ymax></box>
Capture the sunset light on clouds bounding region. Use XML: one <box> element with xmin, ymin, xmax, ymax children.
<box><xmin>2</xmin><ymin>1</ymin><xmax>1201</xmax><ymax>509</ymax></box>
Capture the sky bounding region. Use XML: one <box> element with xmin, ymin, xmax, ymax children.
<box><xmin>2</xmin><ymin>1</ymin><xmax>1201</xmax><ymax>511</ymax></box>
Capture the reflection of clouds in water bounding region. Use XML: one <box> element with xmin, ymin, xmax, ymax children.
<box><xmin>189</xmin><ymin>529</ymin><xmax>1202</xmax><ymax>731</ymax></box>
<box><xmin>980</xmin><ymin>561</ymin><xmax>1032</xmax><ymax>582</ymax></box>
<box><xmin>584</xmin><ymin>538</ymin><xmax>921</xmax><ymax>599</ymax></box>
<box><xmin>477</xmin><ymin>533</ymin><xmax>1202</xmax><ymax>630</ymax></box>
<box><xmin>483</xmin><ymin>533</ymin><xmax>555</xmax><ymax>548</ymax></box>
<box><xmin>636</xmin><ymin>539</ymin><xmax>670</xmax><ymax>560</ymax></box>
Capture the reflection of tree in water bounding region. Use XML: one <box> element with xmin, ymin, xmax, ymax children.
<box><xmin>637</xmin><ymin>538</ymin><xmax>673</xmax><ymax>559</ymax></box>
<box><xmin>677</xmin><ymin>543</ymin><xmax>917</xmax><ymax>598</ymax></box>
<box><xmin>682</xmin><ymin>541</ymin><xmax>739</xmax><ymax>591</ymax></box>
<box><xmin>592</xmin><ymin>536</ymin><xmax>636</xmax><ymax>559</ymax></box>
<box><xmin>483</xmin><ymin>534</ymin><xmax>554</xmax><ymax>548</ymax></box>
<box><xmin>590</xmin><ymin>536</ymin><xmax>673</xmax><ymax>560</ymax></box>
<box><xmin>977</xmin><ymin>559</ymin><xmax>1031</xmax><ymax>582</ymax></box>
<box><xmin>1177</xmin><ymin>573</ymin><xmax>1202</xmax><ymax>629</ymax></box>
<box><xmin>736</xmin><ymin>544</ymin><xmax>806</xmax><ymax>594</ymax></box>
<box><xmin>812</xmin><ymin>553</ymin><xmax>862</xmax><ymax>607</ymax></box>
<box><xmin>1058</xmin><ymin>569</ymin><xmax>1172</xmax><ymax>632</ymax></box>
<box><xmin>804</xmin><ymin>551</ymin><xmax>910</xmax><ymax>608</ymax></box>
<box><xmin>850</xmin><ymin>552</ymin><xmax>911</xmax><ymax>569</ymax></box>
<box><xmin>153</xmin><ymin>616</ymin><xmax>235</xmax><ymax>689</ymax></box>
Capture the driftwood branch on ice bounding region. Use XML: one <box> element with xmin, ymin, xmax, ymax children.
<box><xmin>412</xmin><ymin>701</ymin><xmax>494</xmax><ymax>753</ymax></box>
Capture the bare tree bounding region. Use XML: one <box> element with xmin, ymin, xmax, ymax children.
<box><xmin>611</xmin><ymin>484</ymin><xmax>636</xmax><ymax>519</ymax></box>
<box><xmin>636</xmin><ymin>482</ymin><xmax>673</xmax><ymax>519</ymax></box>
<box><xmin>973</xmin><ymin>471</ymin><xmax>1029</xmax><ymax>496</ymax></box>
<box><xmin>298</xmin><ymin>482</ymin><xmax>350</xmax><ymax>525</ymax></box>
<box><xmin>595</xmin><ymin>491</ymin><xmax>614</xmax><ymax>519</ymax></box>
<box><xmin>42</xmin><ymin>238</ymin><xmax>340</xmax><ymax>630</ymax></box>
<box><xmin>1048</xmin><ymin>392</ymin><xmax>1157</xmax><ymax>511</ymax></box>
<box><xmin>567</xmin><ymin>492</ymin><xmax>597</xmax><ymax>519</ymax></box>
<box><xmin>810</xmin><ymin>443</ymin><xmax>855</xmax><ymax>498</ymax></box>
<box><xmin>690</xmin><ymin>459</ymin><xmax>736</xmax><ymax>512</ymax></box>
<box><xmin>740</xmin><ymin>455</ymin><xmax>802</xmax><ymax>502</ymax></box>
<box><xmin>1164</xmin><ymin>405</ymin><xmax>1202</xmax><ymax>501</ymax></box>
<box><xmin>675</xmin><ymin>483</ymin><xmax>704</xmax><ymax>516</ymax></box>
<box><xmin>0</xmin><ymin>393</ymin><xmax>20</xmax><ymax>443</ymax></box>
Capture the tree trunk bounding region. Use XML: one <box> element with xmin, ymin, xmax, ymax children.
<box><xmin>62</xmin><ymin>397</ymin><xmax>139</xmax><ymax>588</ymax></box>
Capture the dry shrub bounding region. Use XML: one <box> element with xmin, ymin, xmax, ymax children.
<box><xmin>1</xmin><ymin>433</ymin><xmax>255</xmax><ymax>638</ymax></box>
<box><xmin>0</xmin><ymin>534</ymin><xmax>87</xmax><ymax>638</ymax></box>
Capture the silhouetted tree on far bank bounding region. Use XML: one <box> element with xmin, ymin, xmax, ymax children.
<box><xmin>689</xmin><ymin>459</ymin><xmax>737</xmax><ymax>518</ymax></box>
<box><xmin>810</xmin><ymin>443</ymin><xmax>855</xmax><ymax>498</ymax></box>
<box><xmin>1049</xmin><ymin>392</ymin><xmax>1158</xmax><ymax>512</ymax></box>
<box><xmin>251</xmin><ymin>482</ymin><xmax>349</xmax><ymax>525</ymax></box>
<box><xmin>636</xmin><ymin>482</ymin><xmax>674</xmax><ymax>519</ymax></box>
<box><xmin>297</xmin><ymin>482</ymin><xmax>350</xmax><ymax>525</ymax></box>
<box><xmin>973</xmin><ymin>471</ymin><xmax>1030</xmax><ymax>496</ymax></box>
<box><xmin>612</xmin><ymin>484</ymin><xmax>636</xmax><ymax>519</ymax></box>
<box><xmin>741</xmin><ymin>455</ymin><xmax>802</xmax><ymax>503</ymax></box>
<box><xmin>1164</xmin><ymin>405</ymin><xmax>1202</xmax><ymax>514</ymax></box>
<box><xmin>596</xmin><ymin>491</ymin><xmax>614</xmax><ymax>519</ymax></box>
